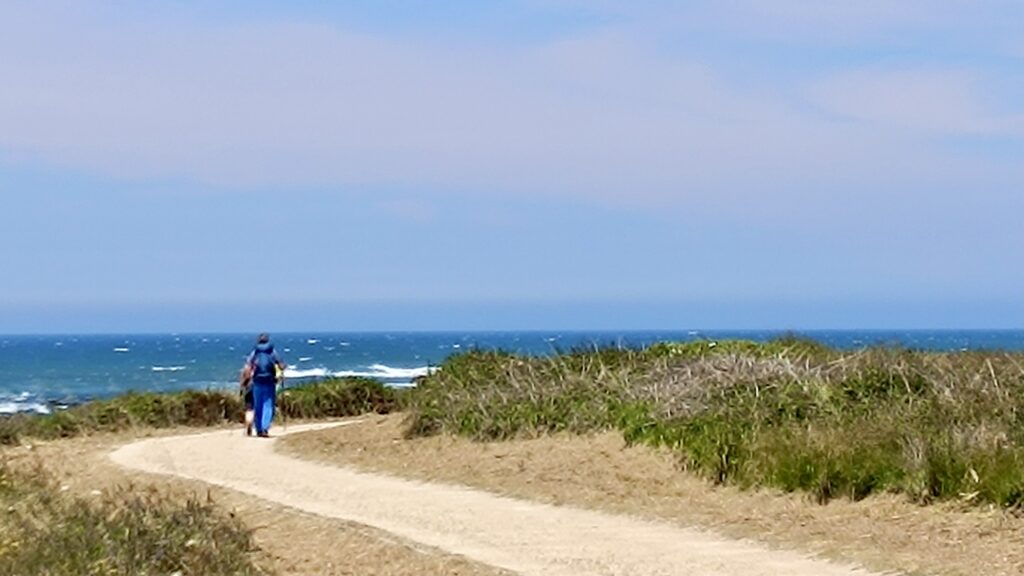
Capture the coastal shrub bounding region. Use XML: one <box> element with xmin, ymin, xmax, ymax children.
<box><xmin>0</xmin><ymin>391</ymin><xmax>246</xmax><ymax>443</ymax></box>
<box><xmin>642</xmin><ymin>334</ymin><xmax>829</xmax><ymax>362</ymax></box>
<box><xmin>0</xmin><ymin>462</ymin><xmax>265</xmax><ymax>575</ymax></box>
<box><xmin>0</xmin><ymin>377</ymin><xmax>400</xmax><ymax>445</ymax></box>
<box><xmin>744</xmin><ymin>423</ymin><xmax>907</xmax><ymax>502</ymax></box>
<box><xmin>88</xmin><ymin>390</ymin><xmax>243</xmax><ymax>430</ymax></box>
<box><xmin>279</xmin><ymin>377</ymin><xmax>399</xmax><ymax>419</ymax></box>
<box><xmin>404</xmin><ymin>337</ymin><xmax>1024</xmax><ymax>507</ymax></box>
<box><xmin>405</xmin><ymin>349</ymin><xmax>637</xmax><ymax>440</ymax></box>
<box><xmin>665</xmin><ymin>415</ymin><xmax>751</xmax><ymax>484</ymax></box>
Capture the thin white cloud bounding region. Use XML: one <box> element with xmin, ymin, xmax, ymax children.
<box><xmin>808</xmin><ymin>68</ymin><xmax>1024</xmax><ymax>136</ymax></box>
<box><xmin>0</xmin><ymin>1</ymin><xmax>1019</xmax><ymax>219</ymax></box>
<box><xmin>0</xmin><ymin>9</ymin><xmax>777</xmax><ymax>199</ymax></box>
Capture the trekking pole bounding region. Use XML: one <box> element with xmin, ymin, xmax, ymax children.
<box><xmin>279</xmin><ymin>365</ymin><xmax>287</xmax><ymax>433</ymax></box>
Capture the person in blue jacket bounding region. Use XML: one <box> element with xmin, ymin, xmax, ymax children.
<box><xmin>245</xmin><ymin>333</ymin><xmax>286</xmax><ymax>438</ymax></box>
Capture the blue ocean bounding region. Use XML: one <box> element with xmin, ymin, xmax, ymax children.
<box><xmin>2</xmin><ymin>330</ymin><xmax>1024</xmax><ymax>414</ymax></box>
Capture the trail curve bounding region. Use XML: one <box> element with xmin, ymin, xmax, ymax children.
<box><xmin>110</xmin><ymin>423</ymin><xmax>883</xmax><ymax>576</ymax></box>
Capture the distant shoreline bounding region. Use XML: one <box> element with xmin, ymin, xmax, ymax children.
<box><xmin>5</xmin><ymin>329</ymin><xmax>1024</xmax><ymax>415</ymax></box>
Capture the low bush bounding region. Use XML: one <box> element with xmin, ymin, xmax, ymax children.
<box><xmin>404</xmin><ymin>349</ymin><xmax>635</xmax><ymax>439</ymax></box>
<box><xmin>404</xmin><ymin>338</ymin><xmax>1024</xmax><ymax>507</ymax></box>
<box><xmin>0</xmin><ymin>378</ymin><xmax>400</xmax><ymax>445</ymax></box>
<box><xmin>278</xmin><ymin>377</ymin><xmax>399</xmax><ymax>419</ymax></box>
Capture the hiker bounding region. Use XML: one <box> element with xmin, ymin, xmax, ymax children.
<box><xmin>245</xmin><ymin>333</ymin><xmax>285</xmax><ymax>438</ymax></box>
<box><xmin>238</xmin><ymin>363</ymin><xmax>255</xmax><ymax>436</ymax></box>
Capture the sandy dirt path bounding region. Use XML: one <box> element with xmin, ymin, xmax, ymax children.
<box><xmin>110</xmin><ymin>422</ymin><xmax>883</xmax><ymax>576</ymax></box>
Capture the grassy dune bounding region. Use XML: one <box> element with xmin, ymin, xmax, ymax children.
<box><xmin>404</xmin><ymin>338</ymin><xmax>1024</xmax><ymax>507</ymax></box>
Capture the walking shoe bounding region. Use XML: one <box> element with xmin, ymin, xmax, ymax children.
<box><xmin>245</xmin><ymin>423</ymin><xmax>253</xmax><ymax>436</ymax></box>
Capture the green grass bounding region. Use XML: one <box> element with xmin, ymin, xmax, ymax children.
<box><xmin>403</xmin><ymin>339</ymin><xmax>1024</xmax><ymax>507</ymax></box>
<box><xmin>0</xmin><ymin>377</ymin><xmax>400</xmax><ymax>445</ymax></box>
<box><xmin>279</xmin><ymin>377</ymin><xmax>400</xmax><ymax>419</ymax></box>
<box><xmin>0</xmin><ymin>462</ymin><xmax>265</xmax><ymax>575</ymax></box>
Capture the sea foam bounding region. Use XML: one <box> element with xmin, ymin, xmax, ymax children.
<box><xmin>283</xmin><ymin>367</ymin><xmax>330</xmax><ymax>379</ymax></box>
<box><xmin>282</xmin><ymin>364</ymin><xmax>434</xmax><ymax>382</ymax></box>
<box><xmin>0</xmin><ymin>402</ymin><xmax>50</xmax><ymax>415</ymax></box>
<box><xmin>334</xmin><ymin>364</ymin><xmax>434</xmax><ymax>380</ymax></box>
<box><xmin>0</xmin><ymin>395</ymin><xmax>51</xmax><ymax>415</ymax></box>
<box><xmin>151</xmin><ymin>366</ymin><xmax>187</xmax><ymax>372</ymax></box>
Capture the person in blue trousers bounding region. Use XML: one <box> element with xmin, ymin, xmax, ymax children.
<box><xmin>245</xmin><ymin>333</ymin><xmax>285</xmax><ymax>438</ymax></box>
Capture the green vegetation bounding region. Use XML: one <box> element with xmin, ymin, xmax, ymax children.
<box><xmin>0</xmin><ymin>377</ymin><xmax>398</xmax><ymax>445</ymax></box>
<box><xmin>0</xmin><ymin>462</ymin><xmax>263</xmax><ymax>575</ymax></box>
<box><xmin>279</xmin><ymin>377</ymin><xmax>400</xmax><ymax>419</ymax></box>
<box><xmin>405</xmin><ymin>339</ymin><xmax>1024</xmax><ymax>507</ymax></box>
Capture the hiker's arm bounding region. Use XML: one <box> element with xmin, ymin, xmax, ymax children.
<box><xmin>274</xmin><ymin>351</ymin><xmax>285</xmax><ymax>376</ymax></box>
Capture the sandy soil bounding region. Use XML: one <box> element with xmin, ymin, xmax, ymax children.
<box><xmin>109</xmin><ymin>420</ymin><xmax>880</xmax><ymax>576</ymax></box>
<box><xmin>278</xmin><ymin>414</ymin><xmax>1024</xmax><ymax>576</ymax></box>
<box><xmin>3</xmin><ymin>426</ymin><xmax>509</xmax><ymax>576</ymax></box>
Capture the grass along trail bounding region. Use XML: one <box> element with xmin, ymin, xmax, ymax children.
<box><xmin>111</xmin><ymin>422</ymin><xmax>879</xmax><ymax>576</ymax></box>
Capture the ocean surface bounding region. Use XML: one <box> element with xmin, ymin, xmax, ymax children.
<box><xmin>2</xmin><ymin>330</ymin><xmax>1024</xmax><ymax>414</ymax></box>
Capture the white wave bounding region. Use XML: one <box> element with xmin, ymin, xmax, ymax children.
<box><xmin>284</xmin><ymin>367</ymin><xmax>330</xmax><ymax>379</ymax></box>
<box><xmin>307</xmin><ymin>338</ymin><xmax>319</xmax><ymax>345</ymax></box>
<box><xmin>113</xmin><ymin>347</ymin><xmax>130</xmax><ymax>353</ymax></box>
<box><xmin>372</xmin><ymin>364</ymin><xmax>434</xmax><ymax>378</ymax></box>
<box><xmin>335</xmin><ymin>364</ymin><xmax>434</xmax><ymax>380</ymax></box>
<box><xmin>298</xmin><ymin>357</ymin><xmax>313</xmax><ymax>362</ymax></box>
<box><xmin>332</xmin><ymin>370</ymin><xmax>386</xmax><ymax>379</ymax></box>
<box><xmin>151</xmin><ymin>366</ymin><xmax>187</xmax><ymax>372</ymax></box>
<box><xmin>281</xmin><ymin>364</ymin><xmax>436</xmax><ymax>382</ymax></box>
<box><xmin>0</xmin><ymin>401</ymin><xmax>50</xmax><ymax>415</ymax></box>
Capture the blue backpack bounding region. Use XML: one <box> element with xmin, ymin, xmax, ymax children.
<box><xmin>252</xmin><ymin>348</ymin><xmax>276</xmax><ymax>380</ymax></box>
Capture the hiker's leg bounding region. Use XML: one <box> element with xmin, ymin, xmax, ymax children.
<box><xmin>252</xmin><ymin>382</ymin><xmax>275</xmax><ymax>433</ymax></box>
<box><xmin>252</xmin><ymin>383</ymin><xmax>269</xmax><ymax>434</ymax></box>
<box><xmin>261</xmin><ymin>384</ymin><xmax>276</xmax><ymax>432</ymax></box>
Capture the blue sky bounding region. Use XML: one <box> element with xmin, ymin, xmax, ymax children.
<box><xmin>1</xmin><ymin>1</ymin><xmax>1022</xmax><ymax>332</ymax></box>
